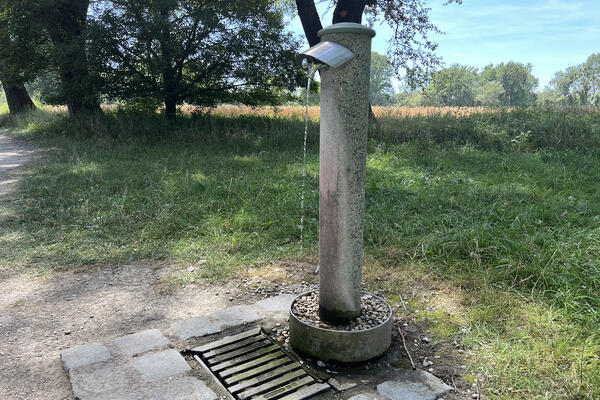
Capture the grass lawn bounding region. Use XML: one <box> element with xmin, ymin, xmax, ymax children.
<box><xmin>1</xmin><ymin>106</ymin><xmax>599</xmax><ymax>399</ymax></box>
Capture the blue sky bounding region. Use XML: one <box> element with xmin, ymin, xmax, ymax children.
<box><xmin>287</xmin><ymin>0</ymin><xmax>600</xmax><ymax>89</ymax></box>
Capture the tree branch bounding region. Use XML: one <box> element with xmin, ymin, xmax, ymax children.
<box><xmin>295</xmin><ymin>0</ymin><xmax>323</xmax><ymax>46</ymax></box>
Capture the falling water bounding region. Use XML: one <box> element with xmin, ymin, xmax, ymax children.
<box><xmin>300</xmin><ymin>63</ymin><xmax>316</xmax><ymax>254</ymax></box>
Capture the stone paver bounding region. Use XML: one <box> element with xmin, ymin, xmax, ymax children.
<box><xmin>83</xmin><ymin>376</ymin><xmax>218</xmax><ymax>400</ymax></box>
<box><xmin>211</xmin><ymin>304</ymin><xmax>261</xmax><ymax>328</ymax></box>
<box><xmin>254</xmin><ymin>294</ymin><xmax>296</xmax><ymax>316</ymax></box>
<box><xmin>167</xmin><ymin>315</ymin><xmax>223</xmax><ymax>340</ymax></box>
<box><xmin>149</xmin><ymin>376</ymin><xmax>217</xmax><ymax>400</ymax></box>
<box><xmin>112</xmin><ymin>329</ymin><xmax>171</xmax><ymax>356</ymax></box>
<box><xmin>77</xmin><ymin>387</ymin><xmax>140</xmax><ymax>400</ymax></box>
<box><xmin>348</xmin><ymin>394</ymin><xmax>384</xmax><ymax>400</ymax></box>
<box><xmin>376</xmin><ymin>370</ymin><xmax>452</xmax><ymax>400</ymax></box>
<box><xmin>60</xmin><ymin>342</ymin><xmax>111</xmax><ymax>371</ymax></box>
<box><xmin>131</xmin><ymin>349</ymin><xmax>191</xmax><ymax>382</ymax></box>
<box><xmin>69</xmin><ymin>362</ymin><xmax>137</xmax><ymax>399</ymax></box>
<box><xmin>62</xmin><ymin>297</ymin><xmax>304</xmax><ymax>399</ymax></box>
<box><xmin>328</xmin><ymin>377</ymin><xmax>357</xmax><ymax>391</ymax></box>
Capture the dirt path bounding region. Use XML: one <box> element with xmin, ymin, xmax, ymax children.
<box><xmin>0</xmin><ymin>133</ymin><xmax>37</xmax><ymax>198</ymax></box>
<box><xmin>0</xmin><ymin>262</ymin><xmax>262</xmax><ymax>400</ymax></box>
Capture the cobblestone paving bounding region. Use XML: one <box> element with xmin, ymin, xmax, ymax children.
<box><xmin>61</xmin><ymin>294</ymin><xmax>451</xmax><ymax>400</ymax></box>
<box><xmin>60</xmin><ymin>295</ymin><xmax>295</xmax><ymax>399</ymax></box>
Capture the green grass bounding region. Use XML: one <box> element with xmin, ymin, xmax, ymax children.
<box><xmin>1</xmin><ymin>106</ymin><xmax>599</xmax><ymax>399</ymax></box>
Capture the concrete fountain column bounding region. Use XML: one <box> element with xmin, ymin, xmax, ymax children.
<box><xmin>318</xmin><ymin>23</ymin><xmax>376</xmax><ymax>325</ymax></box>
<box><xmin>289</xmin><ymin>23</ymin><xmax>391</xmax><ymax>363</ymax></box>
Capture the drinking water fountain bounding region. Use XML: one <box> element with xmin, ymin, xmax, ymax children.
<box><xmin>289</xmin><ymin>23</ymin><xmax>393</xmax><ymax>363</ymax></box>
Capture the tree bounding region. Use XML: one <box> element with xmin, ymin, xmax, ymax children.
<box><xmin>551</xmin><ymin>54</ymin><xmax>600</xmax><ymax>106</ymax></box>
<box><xmin>0</xmin><ymin>0</ymin><xmax>102</xmax><ymax>116</ymax></box>
<box><xmin>89</xmin><ymin>0</ymin><xmax>303</xmax><ymax>119</ymax></box>
<box><xmin>294</xmin><ymin>0</ymin><xmax>461</xmax><ymax>87</ymax></box>
<box><xmin>474</xmin><ymin>81</ymin><xmax>503</xmax><ymax>106</ymax></box>
<box><xmin>536</xmin><ymin>87</ymin><xmax>565</xmax><ymax>107</ymax></box>
<box><xmin>423</xmin><ymin>64</ymin><xmax>478</xmax><ymax>106</ymax></box>
<box><xmin>0</xmin><ymin>79</ymin><xmax>36</xmax><ymax>114</ymax></box>
<box><xmin>369</xmin><ymin>52</ymin><xmax>395</xmax><ymax>106</ymax></box>
<box><xmin>481</xmin><ymin>62</ymin><xmax>538</xmax><ymax>106</ymax></box>
<box><xmin>0</xmin><ymin>1</ymin><xmax>41</xmax><ymax>114</ymax></box>
<box><xmin>41</xmin><ymin>0</ymin><xmax>101</xmax><ymax>115</ymax></box>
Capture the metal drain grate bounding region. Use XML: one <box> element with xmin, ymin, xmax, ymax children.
<box><xmin>192</xmin><ymin>327</ymin><xmax>330</xmax><ymax>400</ymax></box>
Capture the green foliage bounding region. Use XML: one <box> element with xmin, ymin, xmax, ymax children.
<box><xmin>0</xmin><ymin>0</ymin><xmax>49</xmax><ymax>85</ymax></box>
<box><xmin>363</xmin><ymin>0</ymin><xmax>462</xmax><ymax>87</ymax></box>
<box><xmin>391</xmin><ymin>90</ymin><xmax>423</xmax><ymax>106</ymax></box>
<box><xmin>395</xmin><ymin>61</ymin><xmax>540</xmax><ymax>107</ymax></box>
<box><xmin>369</xmin><ymin>52</ymin><xmax>395</xmax><ymax>106</ymax></box>
<box><xmin>0</xmin><ymin>0</ymin><xmax>102</xmax><ymax>112</ymax></box>
<box><xmin>423</xmin><ymin>64</ymin><xmax>478</xmax><ymax>106</ymax></box>
<box><xmin>88</xmin><ymin>0</ymin><xmax>303</xmax><ymax>118</ymax></box>
<box><xmin>289</xmin><ymin>68</ymin><xmax>320</xmax><ymax>105</ymax></box>
<box><xmin>474</xmin><ymin>80</ymin><xmax>503</xmax><ymax>106</ymax></box>
<box><xmin>536</xmin><ymin>88</ymin><xmax>565</xmax><ymax>107</ymax></box>
<box><xmin>26</xmin><ymin>70</ymin><xmax>63</xmax><ymax>105</ymax></box>
<box><xmin>296</xmin><ymin>86</ymin><xmax>320</xmax><ymax>106</ymax></box>
<box><xmin>41</xmin><ymin>0</ymin><xmax>101</xmax><ymax>111</ymax></box>
<box><xmin>481</xmin><ymin>62</ymin><xmax>538</xmax><ymax>106</ymax></box>
<box><xmin>550</xmin><ymin>54</ymin><xmax>600</xmax><ymax>106</ymax></box>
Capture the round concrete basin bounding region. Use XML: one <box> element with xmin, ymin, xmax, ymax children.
<box><xmin>288</xmin><ymin>291</ymin><xmax>392</xmax><ymax>363</ymax></box>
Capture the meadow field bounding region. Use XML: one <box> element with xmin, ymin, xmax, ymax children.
<box><xmin>1</xmin><ymin>105</ymin><xmax>599</xmax><ymax>399</ymax></box>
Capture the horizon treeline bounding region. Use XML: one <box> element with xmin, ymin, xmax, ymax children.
<box><xmin>360</xmin><ymin>52</ymin><xmax>600</xmax><ymax>108</ymax></box>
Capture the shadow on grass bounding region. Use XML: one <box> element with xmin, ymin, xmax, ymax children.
<box><xmin>1</xmin><ymin>110</ymin><xmax>599</xmax><ymax>322</ymax></box>
<box><xmin>2</xmin><ymin>112</ymin><xmax>599</xmax><ymax>324</ymax></box>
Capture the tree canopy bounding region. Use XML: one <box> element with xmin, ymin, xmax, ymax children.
<box><xmin>423</xmin><ymin>64</ymin><xmax>478</xmax><ymax>106</ymax></box>
<box><xmin>0</xmin><ymin>0</ymin><xmax>306</xmax><ymax>118</ymax></box>
<box><xmin>89</xmin><ymin>0</ymin><xmax>303</xmax><ymax>119</ymax></box>
<box><xmin>294</xmin><ymin>0</ymin><xmax>462</xmax><ymax>87</ymax></box>
<box><xmin>481</xmin><ymin>62</ymin><xmax>538</xmax><ymax>107</ymax></box>
<box><xmin>399</xmin><ymin>62</ymin><xmax>538</xmax><ymax>107</ymax></box>
<box><xmin>550</xmin><ymin>54</ymin><xmax>600</xmax><ymax>106</ymax></box>
<box><xmin>369</xmin><ymin>52</ymin><xmax>395</xmax><ymax>106</ymax></box>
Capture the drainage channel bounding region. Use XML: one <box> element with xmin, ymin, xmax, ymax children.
<box><xmin>191</xmin><ymin>327</ymin><xmax>330</xmax><ymax>400</ymax></box>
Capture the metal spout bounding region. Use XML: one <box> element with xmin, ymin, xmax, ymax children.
<box><xmin>297</xmin><ymin>41</ymin><xmax>355</xmax><ymax>70</ymax></box>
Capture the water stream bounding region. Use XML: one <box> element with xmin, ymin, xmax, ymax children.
<box><xmin>300</xmin><ymin>63</ymin><xmax>316</xmax><ymax>253</ymax></box>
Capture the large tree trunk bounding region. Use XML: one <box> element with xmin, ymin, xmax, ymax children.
<box><xmin>43</xmin><ymin>0</ymin><xmax>101</xmax><ymax>116</ymax></box>
<box><xmin>332</xmin><ymin>0</ymin><xmax>368</xmax><ymax>23</ymax></box>
<box><xmin>164</xmin><ymin>98</ymin><xmax>177</xmax><ymax>121</ymax></box>
<box><xmin>1</xmin><ymin>79</ymin><xmax>36</xmax><ymax>114</ymax></box>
